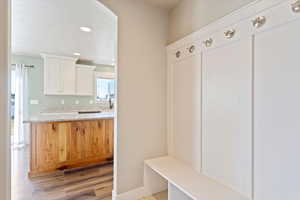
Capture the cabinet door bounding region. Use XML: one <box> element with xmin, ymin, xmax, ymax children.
<box><xmin>254</xmin><ymin>19</ymin><xmax>300</xmax><ymax>200</ymax></box>
<box><xmin>76</xmin><ymin>67</ymin><xmax>94</xmax><ymax>96</ymax></box>
<box><xmin>172</xmin><ymin>54</ymin><xmax>202</xmax><ymax>173</ymax></box>
<box><xmin>57</xmin><ymin>123</ymin><xmax>71</xmax><ymax>163</ymax></box>
<box><xmin>60</xmin><ymin>59</ymin><xmax>76</xmax><ymax>95</ymax></box>
<box><xmin>105</xmin><ymin>119</ymin><xmax>114</xmax><ymax>155</ymax></box>
<box><xmin>70</xmin><ymin>122</ymin><xmax>87</xmax><ymax>161</ymax></box>
<box><xmin>33</xmin><ymin>123</ymin><xmax>60</xmax><ymax>171</ymax></box>
<box><xmin>44</xmin><ymin>57</ymin><xmax>61</xmax><ymax>95</ymax></box>
<box><xmin>81</xmin><ymin>121</ymin><xmax>94</xmax><ymax>159</ymax></box>
<box><xmin>202</xmin><ymin>38</ymin><xmax>252</xmax><ymax>198</ymax></box>
<box><xmin>90</xmin><ymin>120</ymin><xmax>106</xmax><ymax>156</ymax></box>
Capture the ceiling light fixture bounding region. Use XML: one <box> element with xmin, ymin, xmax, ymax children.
<box><xmin>74</xmin><ymin>52</ymin><xmax>81</xmax><ymax>56</ymax></box>
<box><xmin>80</xmin><ymin>26</ymin><xmax>92</xmax><ymax>32</ymax></box>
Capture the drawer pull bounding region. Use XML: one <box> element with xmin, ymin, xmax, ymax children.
<box><xmin>175</xmin><ymin>51</ymin><xmax>181</xmax><ymax>58</ymax></box>
<box><xmin>52</xmin><ymin>124</ymin><xmax>56</xmax><ymax>131</ymax></box>
<box><xmin>252</xmin><ymin>16</ymin><xmax>266</xmax><ymax>28</ymax></box>
<box><xmin>224</xmin><ymin>29</ymin><xmax>236</xmax><ymax>39</ymax></box>
<box><xmin>292</xmin><ymin>0</ymin><xmax>300</xmax><ymax>13</ymax></box>
<box><xmin>203</xmin><ymin>38</ymin><xmax>213</xmax><ymax>47</ymax></box>
<box><xmin>98</xmin><ymin>121</ymin><xmax>102</xmax><ymax>129</ymax></box>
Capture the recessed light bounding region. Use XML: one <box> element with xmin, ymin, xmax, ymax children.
<box><xmin>74</xmin><ymin>52</ymin><xmax>81</xmax><ymax>56</ymax></box>
<box><xmin>80</xmin><ymin>26</ymin><xmax>92</xmax><ymax>32</ymax></box>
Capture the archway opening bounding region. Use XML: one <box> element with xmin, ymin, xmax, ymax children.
<box><xmin>10</xmin><ymin>0</ymin><xmax>118</xmax><ymax>199</ymax></box>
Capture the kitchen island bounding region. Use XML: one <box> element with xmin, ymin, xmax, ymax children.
<box><xmin>25</xmin><ymin>112</ymin><xmax>114</xmax><ymax>177</ymax></box>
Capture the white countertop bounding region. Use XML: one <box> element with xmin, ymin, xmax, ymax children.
<box><xmin>24</xmin><ymin>112</ymin><xmax>114</xmax><ymax>123</ymax></box>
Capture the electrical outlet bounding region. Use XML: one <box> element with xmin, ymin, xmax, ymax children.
<box><xmin>89</xmin><ymin>100</ymin><xmax>94</xmax><ymax>104</ymax></box>
<box><xmin>61</xmin><ymin>99</ymin><xmax>65</xmax><ymax>105</ymax></box>
<box><xmin>30</xmin><ymin>100</ymin><xmax>39</xmax><ymax>105</ymax></box>
<box><xmin>75</xmin><ymin>100</ymin><xmax>80</xmax><ymax>105</ymax></box>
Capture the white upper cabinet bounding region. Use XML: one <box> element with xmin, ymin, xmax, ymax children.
<box><xmin>60</xmin><ymin>58</ymin><xmax>77</xmax><ymax>95</ymax></box>
<box><xmin>202</xmin><ymin>38</ymin><xmax>253</xmax><ymax>198</ymax></box>
<box><xmin>43</xmin><ymin>56</ymin><xmax>61</xmax><ymax>95</ymax></box>
<box><xmin>42</xmin><ymin>54</ymin><xmax>78</xmax><ymax>95</ymax></box>
<box><xmin>254</xmin><ymin>18</ymin><xmax>300</xmax><ymax>200</ymax></box>
<box><xmin>76</xmin><ymin>64</ymin><xmax>96</xmax><ymax>96</ymax></box>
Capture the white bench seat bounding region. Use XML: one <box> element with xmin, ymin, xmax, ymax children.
<box><xmin>145</xmin><ymin>156</ymin><xmax>249</xmax><ymax>200</ymax></box>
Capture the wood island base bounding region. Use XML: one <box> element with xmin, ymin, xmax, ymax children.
<box><xmin>29</xmin><ymin>119</ymin><xmax>114</xmax><ymax>177</ymax></box>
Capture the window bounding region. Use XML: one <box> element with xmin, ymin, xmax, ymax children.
<box><xmin>11</xmin><ymin>69</ymin><xmax>16</xmax><ymax>95</ymax></box>
<box><xmin>96</xmin><ymin>78</ymin><xmax>115</xmax><ymax>101</ymax></box>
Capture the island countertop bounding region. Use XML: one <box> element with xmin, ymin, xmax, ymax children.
<box><xmin>24</xmin><ymin>112</ymin><xmax>114</xmax><ymax>123</ymax></box>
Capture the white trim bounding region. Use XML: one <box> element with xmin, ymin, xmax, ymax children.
<box><xmin>166</xmin><ymin>50</ymin><xmax>174</xmax><ymax>156</ymax></box>
<box><xmin>76</xmin><ymin>64</ymin><xmax>96</xmax><ymax>70</ymax></box>
<box><xmin>167</xmin><ymin>0</ymin><xmax>289</xmax><ymax>51</ymax></box>
<box><xmin>113</xmin><ymin>187</ymin><xmax>150</xmax><ymax>200</ymax></box>
<box><xmin>40</xmin><ymin>53</ymin><xmax>79</xmax><ymax>62</ymax></box>
<box><xmin>0</xmin><ymin>0</ymin><xmax>10</xmax><ymax>199</ymax></box>
<box><xmin>113</xmin><ymin>17</ymin><xmax>119</xmax><ymax>197</ymax></box>
<box><xmin>95</xmin><ymin>71</ymin><xmax>115</xmax><ymax>79</ymax></box>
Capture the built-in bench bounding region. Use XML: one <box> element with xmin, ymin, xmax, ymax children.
<box><xmin>144</xmin><ymin>156</ymin><xmax>249</xmax><ymax>200</ymax></box>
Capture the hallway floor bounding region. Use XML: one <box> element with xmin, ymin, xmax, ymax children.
<box><xmin>11</xmin><ymin>147</ymin><xmax>113</xmax><ymax>200</ymax></box>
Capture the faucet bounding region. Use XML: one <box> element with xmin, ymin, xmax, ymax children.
<box><xmin>109</xmin><ymin>96</ymin><xmax>114</xmax><ymax>110</ymax></box>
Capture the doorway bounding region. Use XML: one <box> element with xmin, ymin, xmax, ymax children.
<box><xmin>9</xmin><ymin>0</ymin><xmax>118</xmax><ymax>199</ymax></box>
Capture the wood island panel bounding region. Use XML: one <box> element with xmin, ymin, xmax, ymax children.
<box><xmin>29</xmin><ymin>119</ymin><xmax>114</xmax><ymax>177</ymax></box>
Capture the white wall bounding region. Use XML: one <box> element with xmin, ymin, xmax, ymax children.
<box><xmin>168</xmin><ymin>0</ymin><xmax>256</xmax><ymax>43</ymax></box>
<box><xmin>98</xmin><ymin>0</ymin><xmax>168</xmax><ymax>195</ymax></box>
<box><xmin>0</xmin><ymin>0</ymin><xmax>10</xmax><ymax>199</ymax></box>
<box><xmin>0</xmin><ymin>0</ymin><xmax>168</xmax><ymax>199</ymax></box>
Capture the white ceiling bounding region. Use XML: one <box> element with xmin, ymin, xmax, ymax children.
<box><xmin>143</xmin><ymin>0</ymin><xmax>181</xmax><ymax>9</ymax></box>
<box><xmin>12</xmin><ymin>0</ymin><xmax>117</xmax><ymax>65</ymax></box>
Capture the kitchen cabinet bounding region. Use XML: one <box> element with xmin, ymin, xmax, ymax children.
<box><xmin>76</xmin><ymin>64</ymin><xmax>96</xmax><ymax>96</ymax></box>
<box><xmin>202</xmin><ymin>38</ymin><xmax>252</xmax><ymax>198</ymax></box>
<box><xmin>42</xmin><ymin>54</ymin><xmax>78</xmax><ymax>95</ymax></box>
<box><xmin>31</xmin><ymin>122</ymin><xmax>60</xmax><ymax>172</ymax></box>
<box><xmin>254</xmin><ymin>19</ymin><xmax>300</xmax><ymax>200</ymax></box>
<box><xmin>30</xmin><ymin>119</ymin><xmax>114</xmax><ymax>177</ymax></box>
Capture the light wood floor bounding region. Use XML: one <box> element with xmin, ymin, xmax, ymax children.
<box><xmin>153</xmin><ymin>191</ymin><xmax>168</xmax><ymax>200</ymax></box>
<box><xmin>139</xmin><ymin>191</ymin><xmax>168</xmax><ymax>200</ymax></box>
<box><xmin>11</xmin><ymin>147</ymin><xmax>113</xmax><ymax>200</ymax></box>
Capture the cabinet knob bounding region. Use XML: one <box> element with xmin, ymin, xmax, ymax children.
<box><xmin>292</xmin><ymin>0</ymin><xmax>300</xmax><ymax>13</ymax></box>
<box><xmin>188</xmin><ymin>45</ymin><xmax>195</xmax><ymax>53</ymax></box>
<box><xmin>224</xmin><ymin>29</ymin><xmax>236</xmax><ymax>39</ymax></box>
<box><xmin>203</xmin><ymin>38</ymin><xmax>213</xmax><ymax>48</ymax></box>
<box><xmin>252</xmin><ymin>16</ymin><xmax>266</xmax><ymax>28</ymax></box>
<box><xmin>175</xmin><ymin>51</ymin><xmax>181</xmax><ymax>58</ymax></box>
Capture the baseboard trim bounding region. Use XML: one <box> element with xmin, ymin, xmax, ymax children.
<box><xmin>113</xmin><ymin>187</ymin><xmax>150</xmax><ymax>200</ymax></box>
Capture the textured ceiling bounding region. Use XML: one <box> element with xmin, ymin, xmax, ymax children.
<box><xmin>143</xmin><ymin>0</ymin><xmax>181</xmax><ymax>9</ymax></box>
<box><xmin>12</xmin><ymin>0</ymin><xmax>117</xmax><ymax>65</ymax></box>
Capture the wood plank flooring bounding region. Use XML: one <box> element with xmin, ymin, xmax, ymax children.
<box><xmin>140</xmin><ymin>191</ymin><xmax>168</xmax><ymax>200</ymax></box>
<box><xmin>12</xmin><ymin>147</ymin><xmax>113</xmax><ymax>200</ymax></box>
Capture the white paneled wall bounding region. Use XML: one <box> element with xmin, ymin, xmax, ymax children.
<box><xmin>254</xmin><ymin>18</ymin><xmax>300</xmax><ymax>200</ymax></box>
<box><xmin>165</xmin><ymin>0</ymin><xmax>300</xmax><ymax>199</ymax></box>
<box><xmin>172</xmin><ymin>53</ymin><xmax>202</xmax><ymax>173</ymax></box>
<box><xmin>202</xmin><ymin>38</ymin><xmax>253</xmax><ymax>198</ymax></box>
